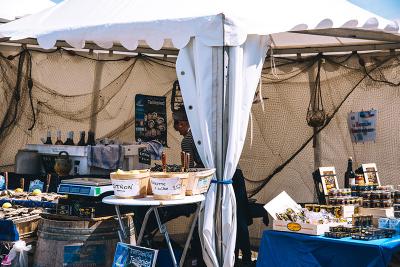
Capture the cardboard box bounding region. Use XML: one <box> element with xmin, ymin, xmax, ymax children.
<box><xmin>264</xmin><ymin>191</ymin><xmax>344</xmax><ymax>236</ymax></box>
<box><xmin>359</xmin><ymin>207</ymin><xmax>394</xmax><ymax>218</ymax></box>
<box><xmin>272</xmin><ymin>220</ymin><xmax>340</xmax><ymax>236</ymax></box>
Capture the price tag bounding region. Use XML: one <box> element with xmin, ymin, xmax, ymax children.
<box><xmin>29</xmin><ymin>179</ymin><xmax>44</xmax><ymax>192</ymax></box>
<box><xmin>138</xmin><ymin>148</ymin><xmax>151</xmax><ymax>165</ymax></box>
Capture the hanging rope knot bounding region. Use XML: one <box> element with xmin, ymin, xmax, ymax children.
<box><xmin>27</xmin><ymin>78</ymin><xmax>33</xmax><ymax>89</ymax></box>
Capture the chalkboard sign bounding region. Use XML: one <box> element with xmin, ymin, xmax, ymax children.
<box><xmin>138</xmin><ymin>148</ymin><xmax>151</xmax><ymax>165</ymax></box>
<box><xmin>113</xmin><ymin>242</ymin><xmax>157</xmax><ymax>267</ymax></box>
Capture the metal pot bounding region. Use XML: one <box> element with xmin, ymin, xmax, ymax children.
<box><xmin>54</xmin><ymin>151</ymin><xmax>72</xmax><ymax>176</ymax></box>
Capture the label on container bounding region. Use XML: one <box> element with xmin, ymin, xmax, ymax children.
<box><xmin>112</xmin><ymin>179</ymin><xmax>141</xmax><ymax>197</ymax></box>
<box><xmin>150</xmin><ymin>177</ymin><xmax>182</xmax><ymax>195</ymax></box>
<box><xmin>287</xmin><ymin>222</ymin><xmax>301</xmax><ymax>232</ymax></box>
<box><xmin>196</xmin><ymin>177</ymin><xmax>211</xmax><ymax>191</ymax></box>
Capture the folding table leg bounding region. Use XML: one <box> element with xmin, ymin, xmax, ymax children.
<box><xmin>179</xmin><ymin>202</ymin><xmax>202</xmax><ymax>267</ymax></box>
<box><xmin>137</xmin><ymin>207</ymin><xmax>155</xmax><ymax>245</ymax></box>
<box><xmin>154</xmin><ymin>207</ymin><xmax>178</xmax><ymax>267</ymax></box>
<box><xmin>115</xmin><ymin>205</ymin><xmax>127</xmax><ymax>242</ymax></box>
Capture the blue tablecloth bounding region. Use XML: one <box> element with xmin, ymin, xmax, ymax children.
<box><xmin>257</xmin><ymin>230</ymin><xmax>400</xmax><ymax>267</ymax></box>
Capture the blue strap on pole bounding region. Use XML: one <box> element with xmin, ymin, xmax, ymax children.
<box><xmin>211</xmin><ymin>179</ymin><xmax>233</xmax><ymax>185</ymax></box>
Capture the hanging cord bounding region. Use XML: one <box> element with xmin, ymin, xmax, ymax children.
<box><xmin>248</xmin><ymin>54</ymin><xmax>398</xmax><ymax>197</ymax></box>
<box><xmin>269</xmin><ymin>45</ymin><xmax>279</xmax><ymax>78</ymax></box>
<box><xmin>0</xmin><ymin>49</ymin><xmax>26</xmax><ymax>134</ymax></box>
<box><xmin>26</xmin><ymin>50</ymin><xmax>36</xmax><ymax>131</ymax></box>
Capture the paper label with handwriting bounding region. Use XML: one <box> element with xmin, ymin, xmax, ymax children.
<box><xmin>150</xmin><ymin>178</ymin><xmax>182</xmax><ymax>195</ymax></box>
<box><xmin>112</xmin><ymin>179</ymin><xmax>141</xmax><ymax>197</ymax></box>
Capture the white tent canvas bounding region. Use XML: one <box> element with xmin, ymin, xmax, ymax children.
<box><xmin>0</xmin><ymin>0</ymin><xmax>55</xmax><ymax>23</ymax></box>
<box><xmin>0</xmin><ymin>1</ymin><xmax>399</xmax><ymax>266</ymax></box>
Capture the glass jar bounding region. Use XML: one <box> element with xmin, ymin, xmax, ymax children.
<box><xmin>381</xmin><ymin>191</ymin><xmax>391</xmax><ymax>200</ymax></box>
<box><xmin>381</xmin><ymin>199</ymin><xmax>393</xmax><ymax>208</ymax></box>
<box><xmin>372</xmin><ymin>199</ymin><xmax>381</xmax><ymax>208</ymax></box>
<box><xmin>363</xmin><ymin>200</ymin><xmax>371</xmax><ymax>208</ymax></box>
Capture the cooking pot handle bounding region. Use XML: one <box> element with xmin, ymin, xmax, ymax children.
<box><xmin>58</xmin><ymin>151</ymin><xmax>69</xmax><ymax>158</ymax></box>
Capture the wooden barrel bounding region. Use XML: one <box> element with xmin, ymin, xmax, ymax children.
<box><xmin>33</xmin><ymin>215</ymin><xmax>135</xmax><ymax>267</ymax></box>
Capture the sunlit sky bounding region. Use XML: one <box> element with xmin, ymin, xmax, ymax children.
<box><xmin>49</xmin><ymin>0</ymin><xmax>400</xmax><ymax>20</ymax></box>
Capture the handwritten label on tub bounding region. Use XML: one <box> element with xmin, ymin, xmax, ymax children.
<box><xmin>150</xmin><ymin>178</ymin><xmax>182</xmax><ymax>195</ymax></box>
<box><xmin>112</xmin><ymin>179</ymin><xmax>141</xmax><ymax>197</ymax></box>
<box><xmin>196</xmin><ymin>177</ymin><xmax>211</xmax><ymax>191</ymax></box>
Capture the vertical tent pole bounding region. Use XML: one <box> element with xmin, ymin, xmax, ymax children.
<box><xmin>214</xmin><ymin>13</ymin><xmax>229</xmax><ymax>266</ymax></box>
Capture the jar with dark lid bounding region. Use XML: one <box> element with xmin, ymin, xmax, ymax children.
<box><xmin>363</xmin><ymin>200</ymin><xmax>371</xmax><ymax>208</ymax></box>
<box><xmin>372</xmin><ymin>199</ymin><xmax>381</xmax><ymax>208</ymax></box>
<box><xmin>361</xmin><ymin>191</ymin><xmax>371</xmax><ymax>200</ymax></box>
<box><xmin>371</xmin><ymin>191</ymin><xmax>380</xmax><ymax>200</ymax></box>
<box><xmin>381</xmin><ymin>199</ymin><xmax>393</xmax><ymax>208</ymax></box>
<box><xmin>381</xmin><ymin>191</ymin><xmax>391</xmax><ymax>200</ymax></box>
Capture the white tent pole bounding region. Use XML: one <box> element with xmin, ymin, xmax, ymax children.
<box><xmin>214</xmin><ymin>13</ymin><xmax>230</xmax><ymax>266</ymax></box>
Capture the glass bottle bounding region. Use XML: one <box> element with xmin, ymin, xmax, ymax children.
<box><xmin>77</xmin><ymin>131</ymin><xmax>86</xmax><ymax>146</ymax></box>
<box><xmin>54</xmin><ymin>130</ymin><xmax>64</xmax><ymax>145</ymax></box>
<box><xmin>344</xmin><ymin>157</ymin><xmax>356</xmax><ymax>188</ymax></box>
<box><xmin>64</xmin><ymin>131</ymin><xmax>75</xmax><ymax>146</ymax></box>
<box><xmin>86</xmin><ymin>131</ymin><xmax>96</xmax><ymax>146</ymax></box>
<box><xmin>44</xmin><ymin>130</ymin><xmax>52</xmax><ymax>145</ymax></box>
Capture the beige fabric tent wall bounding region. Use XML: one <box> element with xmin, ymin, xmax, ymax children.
<box><xmin>1</xmin><ymin>36</ymin><xmax>400</xmax><ymax>245</ymax></box>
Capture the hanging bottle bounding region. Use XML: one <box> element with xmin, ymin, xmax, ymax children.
<box><xmin>344</xmin><ymin>157</ymin><xmax>356</xmax><ymax>188</ymax></box>
<box><xmin>44</xmin><ymin>131</ymin><xmax>52</xmax><ymax>145</ymax></box>
<box><xmin>54</xmin><ymin>130</ymin><xmax>64</xmax><ymax>145</ymax></box>
<box><xmin>77</xmin><ymin>131</ymin><xmax>86</xmax><ymax>146</ymax></box>
<box><xmin>86</xmin><ymin>131</ymin><xmax>96</xmax><ymax>146</ymax></box>
<box><xmin>64</xmin><ymin>131</ymin><xmax>75</xmax><ymax>146</ymax></box>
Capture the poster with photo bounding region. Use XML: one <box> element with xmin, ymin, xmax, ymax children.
<box><xmin>347</xmin><ymin>109</ymin><xmax>377</xmax><ymax>143</ymax></box>
<box><xmin>135</xmin><ymin>94</ymin><xmax>167</xmax><ymax>146</ymax></box>
<box><xmin>362</xmin><ymin>163</ymin><xmax>381</xmax><ymax>186</ymax></box>
<box><xmin>318</xmin><ymin>167</ymin><xmax>339</xmax><ymax>195</ymax></box>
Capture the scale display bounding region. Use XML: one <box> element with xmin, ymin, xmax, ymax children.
<box><xmin>58</xmin><ymin>183</ymin><xmax>113</xmax><ymax>197</ymax></box>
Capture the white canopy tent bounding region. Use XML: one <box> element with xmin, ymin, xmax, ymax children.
<box><xmin>0</xmin><ymin>1</ymin><xmax>399</xmax><ymax>266</ymax></box>
<box><xmin>0</xmin><ymin>0</ymin><xmax>55</xmax><ymax>23</ymax></box>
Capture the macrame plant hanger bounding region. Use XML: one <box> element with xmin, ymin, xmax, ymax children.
<box><xmin>307</xmin><ymin>58</ymin><xmax>326</xmax><ymax>128</ymax></box>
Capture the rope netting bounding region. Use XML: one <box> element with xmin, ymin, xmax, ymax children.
<box><xmin>2</xmin><ymin>45</ymin><xmax>400</xmax><ymax>241</ymax></box>
<box><xmin>241</xmin><ymin>52</ymin><xmax>400</xmax><ymax>239</ymax></box>
<box><xmin>0</xmin><ymin>47</ymin><xmax>181</xmax><ymax>170</ymax></box>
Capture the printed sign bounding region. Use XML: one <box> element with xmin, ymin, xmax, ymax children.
<box><xmin>135</xmin><ymin>94</ymin><xmax>167</xmax><ymax>146</ymax></box>
<box><xmin>138</xmin><ymin>148</ymin><xmax>151</xmax><ymax>165</ymax></box>
<box><xmin>63</xmin><ymin>244</ymin><xmax>105</xmax><ymax>266</ymax></box>
<box><xmin>113</xmin><ymin>242</ymin><xmax>157</xmax><ymax>267</ymax></box>
<box><xmin>348</xmin><ymin>109</ymin><xmax>377</xmax><ymax>143</ymax></box>
<box><xmin>28</xmin><ymin>179</ymin><xmax>44</xmax><ymax>192</ymax></box>
<box><xmin>150</xmin><ymin>177</ymin><xmax>183</xmax><ymax>195</ymax></box>
<box><xmin>362</xmin><ymin>163</ymin><xmax>381</xmax><ymax>186</ymax></box>
<box><xmin>112</xmin><ymin>179</ymin><xmax>141</xmax><ymax>198</ymax></box>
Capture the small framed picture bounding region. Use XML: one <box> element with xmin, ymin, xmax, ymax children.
<box><xmin>362</xmin><ymin>163</ymin><xmax>380</xmax><ymax>186</ymax></box>
<box><xmin>318</xmin><ymin>167</ymin><xmax>339</xmax><ymax>195</ymax></box>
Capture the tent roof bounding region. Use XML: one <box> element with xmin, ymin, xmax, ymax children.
<box><xmin>0</xmin><ymin>0</ymin><xmax>55</xmax><ymax>23</ymax></box>
<box><xmin>0</xmin><ymin>0</ymin><xmax>399</xmax><ymax>51</ymax></box>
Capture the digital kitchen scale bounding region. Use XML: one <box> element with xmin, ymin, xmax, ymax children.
<box><xmin>58</xmin><ymin>178</ymin><xmax>114</xmax><ymax>197</ymax></box>
<box><xmin>56</xmin><ymin>178</ymin><xmax>115</xmax><ymax>218</ymax></box>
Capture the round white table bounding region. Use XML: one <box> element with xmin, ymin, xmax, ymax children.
<box><xmin>102</xmin><ymin>194</ymin><xmax>205</xmax><ymax>267</ymax></box>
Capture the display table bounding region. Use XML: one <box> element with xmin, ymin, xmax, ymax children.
<box><xmin>257</xmin><ymin>230</ymin><xmax>400</xmax><ymax>267</ymax></box>
<box><xmin>103</xmin><ymin>194</ymin><xmax>205</xmax><ymax>267</ymax></box>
